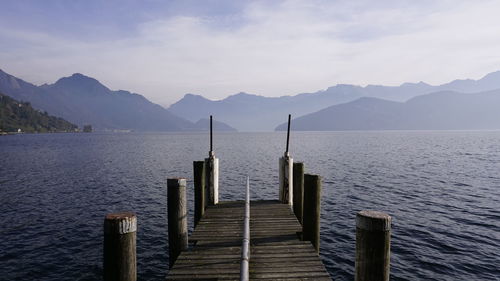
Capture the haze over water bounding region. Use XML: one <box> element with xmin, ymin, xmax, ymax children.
<box><xmin>1</xmin><ymin>131</ymin><xmax>499</xmax><ymax>280</ymax></box>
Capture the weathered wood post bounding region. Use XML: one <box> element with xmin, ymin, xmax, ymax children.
<box><xmin>279</xmin><ymin>114</ymin><xmax>293</xmax><ymax>205</ymax></box>
<box><xmin>193</xmin><ymin>161</ymin><xmax>206</xmax><ymax>227</ymax></box>
<box><xmin>293</xmin><ymin>162</ymin><xmax>304</xmax><ymax>224</ymax></box>
<box><xmin>355</xmin><ymin>211</ymin><xmax>392</xmax><ymax>281</ymax></box>
<box><xmin>167</xmin><ymin>178</ymin><xmax>188</xmax><ymax>268</ymax></box>
<box><xmin>103</xmin><ymin>212</ymin><xmax>137</xmax><ymax>281</ymax></box>
<box><xmin>205</xmin><ymin>115</ymin><xmax>219</xmax><ymax>205</ymax></box>
<box><xmin>302</xmin><ymin>174</ymin><xmax>321</xmax><ymax>253</ymax></box>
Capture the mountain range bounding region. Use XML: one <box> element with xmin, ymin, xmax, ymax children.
<box><xmin>169</xmin><ymin>71</ymin><xmax>500</xmax><ymax>131</ymax></box>
<box><xmin>0</xmin><ymin>69</ymin><xmax>235</xmax><ymax>131</ymax></box>
<box><xmin>275</xmin><ymin>90</ymin><xmax>500</xmax><ymax>131</ymax></box>
<box><xmin>2</xmin><ymin>67</ymin><xmax>500</xmax><ymax>132</ymax></box>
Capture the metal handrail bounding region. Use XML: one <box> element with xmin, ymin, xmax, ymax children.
<box><xmin>240</xmin><ymin>177</ymin><xmax>250</xmax><ymax>281</ymax></box>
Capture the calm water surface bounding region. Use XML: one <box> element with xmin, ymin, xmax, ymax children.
<box><xmin>1</xmin><ymin>131</ymin><xmax>499</xmax><ymax>280</ymax></box>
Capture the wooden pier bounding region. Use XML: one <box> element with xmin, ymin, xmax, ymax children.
<box><xmin>102</xmin><ymin>116</ymin><xmax>392</xmax><ymax>281</ymax></box>
<box><xmin>166</xmin><ymin>200</ymin><xmax>331</xmax><ymax>280</ymax></box>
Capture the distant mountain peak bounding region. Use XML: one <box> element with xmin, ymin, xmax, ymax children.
<box><xmin>71</xmin><ymin>72</ymin><xmax>86</xmax><ymax>78</ymax></box>
<box><xmin>58</xmin><ymin>73</ymin><xmax>102</xmax><ymax>84</ymax></box>
<box><xmin>234</xmin><ymin>92</ymin><xmax>252</xmax><ymax>96</ymax></box>
<box><xmin>401</xmin><ymin>81</ymin><xmax>430</xmax><ymax>87</ymax></box>
<box><xmin>225</xmin><ymin>92</ymin><xmax>260</xmax><ymax>101</ymax></box>
<box><xmin>183</xmin><ymin>93</ymin><xmax>209</xmax><ymax>100</ymax></box>
<box><xmin>0</xmin><ymin>68</ymin><xmax>197</xmax><ymax>131</ymax></box>
<box><xmin>324</xmin><ymin>84</ymin><xmax>358</xmax><ymax>91</ymax></box>
<box><xmin>227</xmin><ymin>92</ymin><xmax>254</xmax><ymax>97</ymax></box>
<box><xmin>53</xmin><ymin>73</ymin><xmax>110</xmax><ymax>94</ymax></box>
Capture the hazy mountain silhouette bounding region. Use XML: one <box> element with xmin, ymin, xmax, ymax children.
<box><xmin>169</xmin><ymin>87</ymin><xmax>363</xmax><ymax>131</ymax></box>
<box><xmin>169</xmin><ymin>71</ymin><xmax>500</xmax><ymax>131</ymax></box>
<box><xmin>275</xmin><ymin>90</ymin><xmax>500</xmax><ymax>131</ymax></box>
<box><xmin>192</xmin><ymin>118</ymin><xmax>237</xmax><ymax>131</ymax></box>
<box><xmin>0</xmin><ymin>69</ymin><xmax>230</xmax><ymax>131</ymax></box>
<box><xmin>3</xmin><ymin>68</ymin><xmax>500</xmax><ymax>131</ymax></box>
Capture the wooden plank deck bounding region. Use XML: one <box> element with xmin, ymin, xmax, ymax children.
<box><xmin>166</xmin><ymin>200</ymin><xmax>331</xmax><ymax>280</ymax></box>
<box><xmin>250</xmin><ymin>200</ymin><xmax>331</xmax><ymax>280</ymax></box>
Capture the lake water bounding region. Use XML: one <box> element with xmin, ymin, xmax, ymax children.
<box><xmin>1</xmin><ymin>131</ymin><xmax>499</xmax><ymax>280</ymax></box>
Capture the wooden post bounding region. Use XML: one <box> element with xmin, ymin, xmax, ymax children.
<box><xmin>193</xmin><ymin>161</ymin><xmax>206</xmax><ymax>227</ymax></box>
<box><xmin>167</xmin><ymin>178</ymin><xmax>188</xmax><ymax>268</ymax></box>
<box><xmin>205</xmin><ymin>152</ymin><xmax>219</xmax><ymax>205</ymax></box>
<box><xmin>279</xmin><ymin>153</ymin><xmax>293</xmax><ymax>205</ymax></box>
<box><xmin>293</xmin><ymin>162</ymin><xmax>304</xmax><ymax>224</ymax></box>
<box><xmin>103</xmin><ymin>212</ymin><xmax>137</xmax><ymax>281</ymax></box>
<box><xmin>302</xmin><ymin>174</ymin><xmax>321</xmax><ymax>253</ymax></box>
<box><xmin>355</xmin><ymin>211</ymin><xmax>391</xmax><ymax>281</ymax></box>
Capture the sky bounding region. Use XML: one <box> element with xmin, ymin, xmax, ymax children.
<box><xmin>1</xmin><ymin>0</ymin><xmax>500</xmax><ymax>106</ymax></box>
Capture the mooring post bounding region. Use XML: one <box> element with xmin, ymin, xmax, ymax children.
<box><xmin>193</xmin><ymin>161</ymin><xmax>206</xmax><ymax>227</ymax></box>
<box><xmin>293</xmin><ymin>162</ymin><xmax>305</xmax><ymax>224</ymax></box>
<box><xmin>167</xmin><ymin>178</ymin><xmax>188</xmax><ymax>268</ymax></box>
<box><xmin>103</xmin><ymin>212</ymin><xmax>137</xmax><ymax>281</ymax></box>
<box><xmin>355</xmin><ymin>211</ymin><xmax>392</xmax><ymax>281</ymax></box>
<box><xmin>279</xmin><ymin>114</ymin><xmax>293</xmax><ymax>205</ymax></box>
<box><xmin>205</xmin><ymin>115</ymin><xmax>219</xmax><ymax>205</ymax></box>
<box><xmin>303</xmin><ymin>174</ymin><xmax>321</xmax><ymax>253</ymax></box>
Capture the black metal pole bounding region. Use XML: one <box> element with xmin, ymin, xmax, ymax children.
<box><xmin>286</xmin><ymin>114</ymin><xmax>291</xmax><ymax>153</ymax></box>
<box><xmin>210</xmin><ymin>115</ymin><xmax>213</xmax><ymax>152</ymax></box>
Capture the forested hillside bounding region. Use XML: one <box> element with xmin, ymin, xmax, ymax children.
<box><xmin>0</xmin><ymin>93</ymin><xmax>77</xmax><ymax>133</ymax></box>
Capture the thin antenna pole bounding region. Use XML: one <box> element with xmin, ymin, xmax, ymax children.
<box><xmin>210</xmin><ymin>115</ymin><xmax>213</xmax><ymax>152</ymax></box>
<box><xmin>286</xmin><ymin>114</ymin><xmax>291</xmax><ymax>153</ymax></box>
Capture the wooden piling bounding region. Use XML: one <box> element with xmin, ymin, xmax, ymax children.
<box><xmin>279</xmin><ymin>153</ymin><xmax>293</xmax><ymax>205</ymax></box>
<box><xmin>193</xmin><ymin>161</ymin><xmax>206</xmax><ymax>227</ymax></box>
<box><xmin>303</xmin><ymin>174</ymin><xmax>321</xmax><ymax>253</ymax></box>
<box><xmin>355</xmin><ymin>210</ymin><xmax>391</xmax><ymax>281</ymax></box>
<box><xmin>167</xmin><ymin>178</ymin><xmax>188</xmax><ymax>268</ymax></box>
<box><xmin>205</xmin><ymin>153</ymin><xmax>219</xmax><ymax>205</ymax></box>
<box><xmin>293</xmin><ymin>162</ymin><xmax>304</xmax><ymax>224</ymax></box>
<box><xmin>103</xmin><ymin>212</ymin><xmax>137</xmax><ymax>281</ymax></box>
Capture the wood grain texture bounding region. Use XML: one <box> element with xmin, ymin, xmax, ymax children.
<box><xmin>103</xmin><ymin>213</ymin><xmax>137</xmax><ymax>281</ymax></box>
<box><xmin>355</xmin><ymin>211</ymin><xmax>391</xmax><ymax>281</ymax></box>
<box><xmin>166</xmin><ymin>200</ymin><xmax>331</xmax><ymax>280</ymax></box>
<box><xmin>303</xmin><ymin>174</ymin><xmax>321</xmax><ymax>253</ymax></box>
<box><xmin>292</xmin><ymin>162</ymin><xmax>305</xmax><ymax>225</ymax></box>
<box><xmin>167</xmin><ymin>178</ymin><xmax>188</xmax><ymax>268</ymax></box>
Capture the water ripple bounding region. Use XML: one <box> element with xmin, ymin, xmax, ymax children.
<box><xmin>1</xmin><ymin>131</ymin><xmax>499</xmax><ymax>280</ymax></box>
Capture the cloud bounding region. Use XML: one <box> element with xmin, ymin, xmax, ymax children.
<box><xmin>1</xmin><ymin>0</ymin><xmax>500</xmax><ymax>106</ymax></box>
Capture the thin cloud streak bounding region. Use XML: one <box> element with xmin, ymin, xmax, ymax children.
<box><xmin>1</xmin><ymin>0</ymin><xmax>499</xmax><ymax>106</ymax></box>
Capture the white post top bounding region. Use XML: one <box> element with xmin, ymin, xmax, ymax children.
<box><xmin>104</xmin><ymin>212</ymin><xmax>137</xmax><ymax>234</ymax></box>
<box><xmin>284</xmin><ymin>151</ymin><xmax>290</xmax><ymax>157</ymax></box>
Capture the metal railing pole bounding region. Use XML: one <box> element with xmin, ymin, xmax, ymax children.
<box><xmin>240</xmin><ymin>177</ymin><xmax>250</xmax><ymax>281</ymax></box>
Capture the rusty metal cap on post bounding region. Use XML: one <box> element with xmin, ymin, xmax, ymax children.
<box><xmin>356</xmin><ymin>210</ymin><xmax>391</xmax><ymax>231</ymax></box>
<box><xmin>104</xmin><ymin>212</ymin><xmax>137</xmax><ymax>234</ymax></box>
